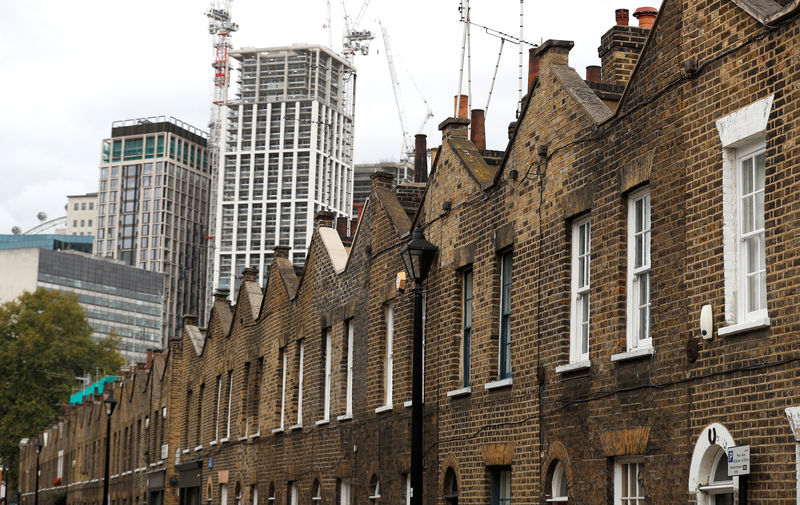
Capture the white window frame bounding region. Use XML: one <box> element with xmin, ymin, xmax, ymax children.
<box><xmin>689</xmin><ymin>423</ymin><xmax>738</xmax><ymax>505</ymax></box>
<box><xmin>614</xmin><ymin>457</ymin><xmax>644</xmax><ymax>505</ymax></box>
<box><xmin>498</xmin><ymin>253</ymin><xmax>512</xmax><ymax>379</ymax></box>
<box><xmin>279</xmin><ymin>349</ymin><xmax>287</xmax><ymax>429</ymax></box>
<box><xmin>570</xmin><ymin>216</ymin><xmax>591</xmax><ymax>364</ymax></box>
<box><xmin>225</xmin><ymin>370</ymin><xmax>233</xmax><ymax>440</ymax></box>
<box><xmin>338</xmin><ymin>480</ymin><xmax>350</xmax><ymax>505</ymax></box>
<box><xmin>627</xmin><ymin>188</ymin><xmax>651</xmax><ymax>351</ymax></box>
<box><xmin>221</xmin><ymin>486</ymin><xmax>228</xmax><ymax>505</ymax></box>
<box><xmin>547</xmin><ymin>461</ymin><xmax>568</xmax><ymax>503</ymax></box>
<box><xmin>289</xmin><ymin>482</ymin><xmax>298</xmax><ymax>505</ymax></box>
<box><xmin>369</xmin><ymin>478</ymin><xmax>380</xmax><ymax>505</ymax></box>
<box><xmin>462</xmin><ymin>268</ymin><xmax>473</xmax><ymax>388</ymax></box>
<box><xmin>312</xmin><ymin>481</ymin><xmax>321</xmax><ymax>505</ymax></box>
<box><xmin>405</xmin><ymin>474</ymin><xmax>411</xmax><ymax>505</ymax></box>
<box><xmin>736</xmin><ymin>145</ymin><xmax>767</xmax><ymax>322</ymax></box>
<box><xmin>345</xmin><ymin>320</ymin><xmax>354</xmax><ymax>416</ymax></box>
<box><xmin>716</xmin><ymin>95</ymin><xmax>772</xmax><ymax>335</ymax></box>
<box><xmin>322</xmin><ymin>329</ymin><xmax>332</xmax><ymax>421</ymax></box>
<box><xmin>214</xmin><ymin>375</ymin><xmax>222</xmax><ymax>442</ymax></box>
<box><xmin>57</xmin><ymin>449</ymin><xmax>64</xmax><ymax>479</ymax></box>
<box><xmin>383</xmin><ymin>304</ymin><xmax>394</xmax><ymax>408</ymax></box>
<box><xmin>297</xmin><ymin>340</ymin><xmax>304</xmax><ymax>426</ymax></box>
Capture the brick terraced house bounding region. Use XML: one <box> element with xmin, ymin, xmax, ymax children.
<box><xmin>19</xmin><ymin>1</ymin><xmax>800</xmax><ymax>504</ymax></box>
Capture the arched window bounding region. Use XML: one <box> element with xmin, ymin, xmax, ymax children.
<box><xmin>443</xmin><ymin>468</ymin><xmax>458</xmax><ymax>505</ymax></box>
<box><xmin>698</xmin><ymin>447</ymin><xmax>734</xmax><ymax>505</ymax></box>
<box><xmin>547</xmin><ymin>461</ymin><xmax>568</xmax><ymax>504</ymax></box>
<box><xmin>268</xmin><ymin>483</ymin><xmax>275</xmax><ymax>505</ymax></box>
<box><xmin>235</xmin><ymin>483</ymin><xmax>242</xmax><ymax>505</ymax></box>
<box><xmin>689</xmin><ymin>423</ymin><xmax>737</xmax><ymax>505</ymax></box>
<box><xmin>311</xmin><ymin>480</ymin><xmax>321</xmax><ymax>505</ymax></box>
<box><xmin>368</xmin><ymin>475</ymin><xmax>380</xmax><ymax>505</ymax></box>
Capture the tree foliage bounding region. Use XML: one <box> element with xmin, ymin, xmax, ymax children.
<box><xmin>0</xmin><ymin>288</ymin><xmax>123</xmax><ymax>495</ymax></box>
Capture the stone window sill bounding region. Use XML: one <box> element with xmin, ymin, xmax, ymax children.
<box><xmin>315</xmin><ymin>418</ymin><xmax>330</xmax><ymax>426</ymax></box>
<box><xmin>447</xmin><ymin>387</ymin><xmax>472</xmax><ymax>398</ymax></box>
<box><xmin>718</xmin><ymin>317</ymin><xmax>770</xmax><ymax>337</ymax></box>
<box><xmin>374</xmin><ymin>405</ymin><xmax>393</xmax><ymax>414</ymax></box>
<box><xmin>336</xmin><ymin>413</ymin><xmax>353</xmax><ymax>421</ymax></box>
<box><xmin>484</xmin><ymin>378</ymin><xmax>512</xmax><ymax>390</ymax></box>
<box><xmin>270</xmin><ymin>427</ymin><xmax>284</xmax><ymax>435</ymax></box>
<box><xmin>193</xmin><ymin>445</ymin><xmax>203</xmax><ymax>452</ymax></box>
<box><xmin>555</xmin><ymin>360</ymin><xmax>591</xmax><ymax>374</ymax></box>
<box><xmin>289</xmin><ymin>424</ymin><xmax>302</xmax><ymax>431</ymax></box>
<box><xmin>611</xmin><ymin>347</ymin><xmax>654</xmax><ymax>362</ymax></box>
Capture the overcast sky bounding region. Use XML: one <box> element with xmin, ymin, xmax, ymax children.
<box><xmin>0</xmin><ymin>0</ymin><xmax>661</xmax><ymax>233</ymax></box>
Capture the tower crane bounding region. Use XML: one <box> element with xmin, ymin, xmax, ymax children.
<box><xmin>341</xmin><ymin>0</ymin><xmax>375</xmax><ymax>59</ymax></box>
<box><xmin>205</xmin><ymin>0</ymin><xmax>238</xmax><ymax>315</ymax></box>
<box><xmin>379</xmin><ymin>20</ymin><xmax>434</xmax><ymax>165</ymax></box>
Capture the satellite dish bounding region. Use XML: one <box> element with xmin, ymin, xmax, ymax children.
<box><xmin>37</xmin><ymin>212</ymin><xmax>47</xmax><ymax>222</ymax></box>
<box><xmin>11</xmin><ymin>226</ymin><xmax>21</xmax><ymax>235</ymax></box>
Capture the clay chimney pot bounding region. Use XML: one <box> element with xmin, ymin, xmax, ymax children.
<box><xmin>615</xmin><ymin>8</ymin><xmax>629</xmax><ymax>26</ymax></box>
<box><xmin>453</xmin><ymin>95</ymin><xmax>469</xmax><ymax>119</ymax></box>
<box><xmin>633</xmin><ymin>7</ymin><xmax>658</xmax><ymax>29</ymax></box>
<box><xmin>586</xmin><ymin>65</ymin><xmax>601</xmax><ymax>83</ymax></box>
<box><xmin>470</xmin><ymin>110</ymin><xmax>486</xmax><ymax>150</ymax></box>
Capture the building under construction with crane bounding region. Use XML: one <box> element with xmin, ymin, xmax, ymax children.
<box><xmin>211</xmin><ymin>44</ymin><xmax>356</xmax><ymax>293</ymax></box>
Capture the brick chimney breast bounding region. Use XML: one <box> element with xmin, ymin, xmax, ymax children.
<box><xmin>370</xmin><ymin>171</ymin><xmax>395</xmax><ymax>191</ymax></box>
<box><xmin>438</xmin><ymin>117</ymin><xmax>470</xmax><ymax>141</ymax></box>
<box><xmin>241</xmin><ymin>267</ymin><xmax>259</xmax><ymax>282</ymax></box>
<box><xmin>598</xmin><ymin>14</ymin><xmax>650</xmax><ymax>87</ymax></box>
<box><xmin>314</xmin><ymin>210</ymin><xmax>336</xmax><ymax>230</ymax></box>
<box><xmin>273</xmin><ymin>245</ymin><xmax>291</xmax><ymax>259</ymax></box>
<box><xmin>532</xmin><ymin>39</ymin><xmax>574</xmax><ymax>70</ymax></box>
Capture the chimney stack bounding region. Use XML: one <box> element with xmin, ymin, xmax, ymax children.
<box><xmin>453</xmin><ymin>95</ymin><xmax>469</xmax><ymax>119</ymax></box>
<box><xmin>586</xmin><ymin>65</ymin><xmax>601</xmax><ymax>83</ymax></box>
<box><xmin>273</xmin><ymin>245</ymin><xmax>291</xmax><ymax>260</ymax></box>
<box><xmin>414</xmin><ymin>134</ymin><xmax>428</xmax><ymax>182</ymax></box>
<box><xmin>615</xmin><ymin>8</ymin><xmax>629</xmax><ymax>26</ymax></box>
<box><xmin>633</xmin><ymin>7</ymin><xmax>658</xmax><ymax>29</ymax></box>
<box><xmin>314</xmin><ymin>210</ymin><xmax>335</xmax><ymax>230</ymax></box>
<box><xmin>470</xmin><ymin>109</ymin><xmax>486</xmax><ymax>150</ymax></box>
<box><xmin>146</xmin><ymin>349</ymin><xmax>153</xmax><ymax>369</ymax></box>
<box><xmin>527</xmin><ymin>49</ymin><xmax>540</xmax><ymax>91</ymax></box>
<box><xmin>598</xmin><ymin>9</ymin><xmax>651</xmax><ymax>87</ymax></box>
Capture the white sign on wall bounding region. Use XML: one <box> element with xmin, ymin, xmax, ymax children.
<box><xmin>727</xmin><ymin>445</ymin><xmax>750</xmax><ymax>476</ymax></box>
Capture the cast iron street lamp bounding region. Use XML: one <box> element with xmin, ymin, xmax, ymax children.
<box><xmin>102</xmin><ymin>394</ymin><xmax>117</xmax><ymax>505</ymax></box>
<box><xmin>399</xmin><ymin>225</ymin><xmax>437</xmax><ymax>505</ymax></box>
<box><xmin>34</xmin><ymin>439</ymin><xmax>42</xmax><ymax>505</ymax></box>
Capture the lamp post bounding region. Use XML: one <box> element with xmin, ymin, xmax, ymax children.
<box><xmin>102</xmin><ymin>395</ymin><xmax>117</xmax><ymax>505</ymax></box>
<box><xmin>34</xmin><ymin>439</ymin><xmax>42</xmax><ymax>505</ymax></box>
<box><xmin>399</xmin><ymin>225</ymin><xmax>437</xmax><ymax>505</ymax></box>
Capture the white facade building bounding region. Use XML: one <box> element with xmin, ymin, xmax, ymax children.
<box><xmin>63</xmin><ymin>192</ymin><xmax>98</xmax><ymax>236</ymax></box>
<box><xmin>212</xmin><ymin>44</ymin><xmax>355</xmax><ymax>294</ymax></box>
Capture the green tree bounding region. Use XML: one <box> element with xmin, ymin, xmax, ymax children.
<box><xmin>0</xmin><ymin>288</ymin><xmax>124</xmax><ymax>497</ymax></box>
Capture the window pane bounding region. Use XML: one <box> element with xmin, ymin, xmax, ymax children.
<box><xmin>581</xmin><ymin>296</ymin><xmax>589</xmax><ymax>354</ymax></box>
<box><xmin>755</xmin><ymin>152</ymin><xmax>765</xmax><ymax>188</ymax></box>
<box><xmin>742</xmin><ymin>157</ymin><xmax>753</xmax><ymax>194</ymax></box>
<box><xmin>742</xmin><ymin>194</ymin><xmax>754</xmax><ymax>234</ymax></box>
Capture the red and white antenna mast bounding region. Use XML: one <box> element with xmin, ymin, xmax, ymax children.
<box><xmin>205</xmin><ymin>0</ymin><xmax>237</xmax><ymax>312</ymax></box>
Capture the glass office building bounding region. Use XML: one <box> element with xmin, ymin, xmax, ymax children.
<box><xmin>94</xmin><ymin>117</ymin><xmax>210</xmax><ymax>343</ymax></box>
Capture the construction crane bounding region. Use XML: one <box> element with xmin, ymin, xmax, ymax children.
<box><xmin>379</xmin><ymin>20</ymin><xmax>434</xmax><ymax>166</ymax></box>
<box><xmin>341</xmin><ymin>0</ymin><xmax>375</xmax><ymax>59</ymax></box>
<box><xmin>205</xmin><ymin>0</ymin><xmax>238</xmax><ymax>315</ymax></box>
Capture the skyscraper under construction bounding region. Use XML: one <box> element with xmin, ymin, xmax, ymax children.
<box><xmin>212</xmin><ymin>44</ymin><xmax>356</xmax><ymax>294</ymax></box>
